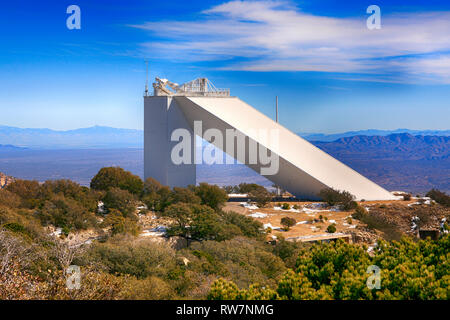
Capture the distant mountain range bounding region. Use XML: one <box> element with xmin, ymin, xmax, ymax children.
<box><xmin>0</xmin><ymin>125</ymin><xmax>449</xmax><ymax>149</ymax></box>
<box><xmin>0</xmin><ymin>125</ymin><xmax>448</xmax><ymax>193</ymax></box>
<box><xmin>0</xmin><ymin>125</ymin><xmax>143</xmax><ymax>149</ymax></box>
<box><xmin>0</xmin><ymin>144</ymin><xmax>27</xmax><ymax>151</ymax></box>
<box><xmin>311</xmin><ymin>133</ymin><xmax>449</xmax><ymax>193</ymax></box>
<box><xmin>313</xmin><ymin>133</ymin><xmax>450</xmax><ymax>161</ymax></box>
<box><xmin>300</xmin><ymin>129</ymin><xmax>450</xmax><ymax>142</ymax></box>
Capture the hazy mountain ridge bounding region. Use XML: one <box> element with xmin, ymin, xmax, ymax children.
<box><xmin>0</xmin><ymin>125</ymin><xmax>448</xmax><ymax>193</ymax></box>
<box><xmin>0</xmin><ymin>144</ymin><xmax>27</xmax><ymax>150</ymax></box>
<box><xmin>1</xmin><ymin>125</ymin><xmax>449</xmax><ymax>149</ymax></box>
<box><xmin>0</xmin><ymin>125</ymin><xmax>143</xmax><ymax>149</ymax></box>
<box><xmin>311</xmin><ymin>133</ymin><xmax>449</xmax><ymax>193</ymax></box>
<box><xmin>300</xmin><ymin>129</ymin><xmax>450</xmax><ymax>142</ymax></box>
<box><xmin>312</xmin><ymin>133</ymin><xmax>450</xmax><ymax>160</ymax></box>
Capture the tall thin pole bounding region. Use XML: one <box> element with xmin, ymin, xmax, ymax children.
<box><xmin>275</xmin><ymin>95</ymin><xmax>280</xmax><ymax>197</ymax></box>
<box><xmin>276</xmin><ymin>96</ymin><xmax>278</xmax><ymax>123</ymax></box>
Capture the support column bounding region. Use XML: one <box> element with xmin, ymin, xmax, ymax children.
<box><xmin>144</xmin><ymin>96</ymin><xmax>196</xmax><ymax>187</ymax></box>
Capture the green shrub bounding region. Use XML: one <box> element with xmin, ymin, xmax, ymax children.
<box><xmin>154</xmin><ymin>186</ymin><xmax>173</xmax><ymax>212</ymax></box>
<box><xmin>318</xmin><ymin>187</ymin><xmax>356</xmax><ymax>210</ymax></box>
<box><xmin>102</xmin><ymin>209</ymin><xmax>140</xmax><ymax>236</ymax></box>
<box><xmin>248</xmin><ymin>186</ymin><xmax>272</xmax><ymax>208</ymax></box>
<box><xmin>171</xmin><ymin>187</ymin><xmax>201</xmax><ymax>205</ymax></box>
<box><xmin>0</xmin><ymin>189</ymin><xmax>21</xmax><ymax>208</ymax></box>
<box><xmin>119</xmin><ymin>276</ymin><xmax>175</xmax><ymax>300</ymax></box>
<box><xmin>326</xmin><ymin>224</ymin><xmax>336</xmax><ymax>233</ymax></box>
<box><xmin>37</xmin><ymin>195</ymin><xmax>98</xmax><ymax>231</ymax></box>
<box><xmin>0</xmin><ymin>207</ymin><xmax>44</xmax><ymax>241</ymax></box>
<box><xmin>161</xmin><ymin>203</ymin><xmax>240</xmax><ymax>242</ymax></box>
<box><xmin>281</xmin><ymin>203</ymin><xmax>290</xmax><ymax>210</ymax></box>
<box><xmin>222</xmin><ymin>185</ymin><xmax>237</xmax><ymax>194</ymax></box>
<box><xmin>272</xmin><ymin>238</ymin><xmax>305</xmax><ymax>269</ymax></box>
<box><xmin>102</xmin><ymin>188</ymin><xmax>137</xmax><ymax>218</ymax></box>
<box><xmin>141</xmin><ymin>191</ymin><xmax>160</xmax><ymax>211</ymax></box>
<box><xmin>237</xmin><ymin>183</ymin><xmax>262</xmax><ymax>194</ymax></box>
<box><xmin>41</xmin><ymin>179</ymin><xmax>100</xmax><ymax>211</ymax></box>
<box><xmin>280</xmin><ymin>217</ymin><xmax>296</xmax><ymax>230</ymax></box>
<box><xmin>209</xmin><ymin>235</ymin><xmax>450</xmax><ymax>300</ymax></box>
<box><xmin>143</xmin><ymin>177</ymin><xmax>163</xmax><ymax>194</ymax></box>
<box><xmin>81</xmin><ymin>238</ymin><xmax>177</xmax><ymax>279</ymax></box>
<box><xmin>343</xmin><ymin>200</ymin><xmax>358</xmax><ymax>211</ymax></box>
<box><xmin>220</xmin><ymin>211</ymin><xmax>265</xmax><ymax>240</ymax></box>
<box><xmin>90</xmin><ymin>167</ymin><xmax>143</xmax><ymax>195</ymax></box>
<box><xmin>192</xmin><ymin>183</ymin><xmax>228</xmax><ymax>210</ymax></box>
<box><xmin>3</xmin><ymin>222</ymin><xmax>26</xmax><ymax>234</ymax></box>
<box><xmin>6</xmin><ymin>179</ymin><xmax>42</xmax><ymax>208</ymax></box>
<box><xmin>188</xmin><ymin>238</ymin><xmax>286</xmax><ymax>289</ymax></box>
<box><xmin>352</xmin><ymin>205</ymin><xmax>367</xmax><ymax>220</ymax></box>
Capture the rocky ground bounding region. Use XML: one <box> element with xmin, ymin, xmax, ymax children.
<box><xmin>0</xmin><ymin>172</ymin><xmax>15</xmax><ymax>189</ymax></box>
<box><xmin>361</xmin><ymin>200</ymin><xmax>449</xmax><ymax>235</ymax></box>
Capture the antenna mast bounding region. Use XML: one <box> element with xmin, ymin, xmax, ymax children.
<box><xmin>144</xmin><ymin>60</ymin><xmax>149</xmax><ymax>96</ymax></box>
<box><xmin>276</xmin><ymin>96</ymin><xmax>278</xmax><ymax>123</ymax></box>
<box><xmin>275</xmin><ymin>95</ymin><xmax>280</xmax><ymax>197</ymax></box>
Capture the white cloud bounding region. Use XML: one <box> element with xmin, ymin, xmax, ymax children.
<box><xmin>131</xmin><ymin>1</ymin><xmax>450</xmax><ymax>83</ymax></box>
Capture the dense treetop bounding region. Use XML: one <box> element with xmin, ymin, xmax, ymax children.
<box><xmin>90</xmin><ymin>167</ymin><xmax>143</xmax><ymax>195</ymax></box>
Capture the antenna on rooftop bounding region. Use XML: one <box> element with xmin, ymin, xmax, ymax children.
<box><xmin>144</xmin><ymin>60</ymin><xmax>149</xmax><ymax>96</ymax></box>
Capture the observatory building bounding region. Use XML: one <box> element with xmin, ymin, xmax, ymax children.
<box><xmin>144</xmin><ymin>77</ymin><xmax>396</xmax><ymax>200</ymax></box>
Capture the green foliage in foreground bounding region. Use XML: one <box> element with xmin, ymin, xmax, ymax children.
<box><xmin>1</xmin><ymin>168</ymin><xmax>449</xmax><ymax>300</ymax></box>
<box><xmin>208</xmin><ymin>235</ymin><xmax>450</xmax><ymax>300</ymax></box>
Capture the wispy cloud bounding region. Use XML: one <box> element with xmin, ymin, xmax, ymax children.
<box><xmin>130</xmin><ymin>0</ymin><xmax>450</xmax><ymax>83</ymax></box>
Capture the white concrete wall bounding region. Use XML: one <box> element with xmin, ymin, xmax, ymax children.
<box><xmin>144</xmin><ymin>96</ymin><xmax>196</xmax><ymax>187</ymax></box>
<box><xmin>174</xmin><ymin>96</ymin><xmax>396</xmax><ymax>200</ymax></box>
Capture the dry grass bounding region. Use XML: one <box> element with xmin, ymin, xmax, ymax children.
<box><xmin>224</xmin><ymin>199</ymin><xmax>450</xmax><ymax>243</ymax></box>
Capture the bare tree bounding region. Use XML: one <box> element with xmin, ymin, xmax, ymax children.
<box><xmin>0</xmin><ymin>229</ymin><xmax>32</xmax><ymax>276</ymax></box>
<box><xmin>51</xmin><ymin>239</ymin><xmax>85</xmax><ymax>274</ymax></box>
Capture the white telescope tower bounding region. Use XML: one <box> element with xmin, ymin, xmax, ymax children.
<box><xmin>144</xmin><ymin>77</ymin><xmax>395</xmax><ymax>200</ymax></box>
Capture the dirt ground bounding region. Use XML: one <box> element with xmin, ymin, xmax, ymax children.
<box><xmin>224</xmin><ymin>199</ymin><xmax>450</xmax><ymax>244</ymax></box>
<box><xmin>225</xmin><ymin>202</ymin><xmax>357</xmax><ymax>239</ymax></box>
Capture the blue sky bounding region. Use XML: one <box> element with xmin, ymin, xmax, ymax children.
<box><xmin>1</xmin><ymin>0</ymin><xmax>449</xmax><ymax>133</ymax></box>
